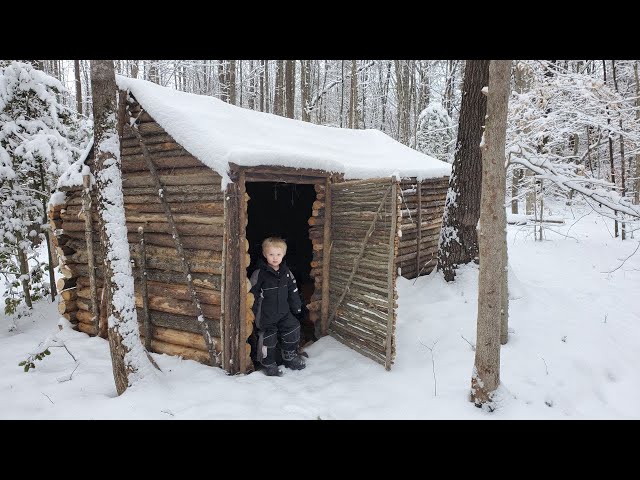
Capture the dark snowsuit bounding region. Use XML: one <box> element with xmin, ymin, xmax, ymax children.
<box><xmin>249</xmin><ymin>258</ymin><xmax>302</xmax><ymax>369</ymax></box>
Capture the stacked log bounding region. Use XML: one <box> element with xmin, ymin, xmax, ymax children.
<box><xmin>397</xmin><ymin>176</ymin><xmax>449</xmax><ymax>279</ymax></box>
<box><xmin>50</xmin><ymin>189</ymin><xmax>82</xmax><ymax>328</ymax></box>
<box><xmin>50</xmin><ymin>101</ymin><xmax>226</xmax><ymax>366</ymax></box>
<box><xmin>307</xmin><ymin>183</ymin><xmax>326</xmax><ymax>326</ymax></box>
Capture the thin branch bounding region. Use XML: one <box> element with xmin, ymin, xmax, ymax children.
<box><xmin>601</xmin><ymin>241</ymin><xmax>640</xmax><ymax>274</ymax></box>
<box><xmin>306</xmin><ymin>61</ymin><xmax>376</xmax><ymax>113</ymax></box>
<box><xmin>420</xmin><ymin>339</ymin><xmax>439</xmax><ymax>396</ymax></box>
<box><xmin>540</xmin><ymin>357</ymin><xmax>549</xmax><ymax>375</ymax></box>
<box><xmin>460</xmin><ymin>334</ymin><xmax>476</xmax><ymax>351</ymax></box>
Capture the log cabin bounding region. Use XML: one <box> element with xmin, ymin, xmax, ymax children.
<box><xmin>49</xmin><ymin>76</ymin><xmax>452</xmax><ymax>374</ymax></box>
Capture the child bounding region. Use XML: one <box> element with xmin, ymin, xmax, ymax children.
<box><xmin>249</xmin><ymin>237</ymin><xmax>306</xmax><ymax>376</ymax></box>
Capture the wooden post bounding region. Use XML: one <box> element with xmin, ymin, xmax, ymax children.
<box><xmin>130</xmin><ymin>115</ymin><xmax>220</xmax><ymax>367</ymax></box>
<box><xmin>320</xmin><ymin>176</ymin><xmax>332</xmax><ymax>336</ymax></box>
<box><xmin>415</xmin><ymin>180</ymin><xmax>422</xmax><ymax>275</ymax></box>
<box><xmin>138</xmin><ymin>227</ymin><xmax>151</xmax><ymax>350</ymax></box>
<box><xmin>82</xmin><ymin>174</ymin><xmax>99</xmax><ymax>333</ymax></box>
<box><xmin>238</xmin><ymin>171</ymin><xmax>248</xmax><ymax>374</ymax></box>
<box><xmin>385</xmin><ymin>181</ymin><xmax>398</xmax><ymax>370</ymax></box>
<box><xmin>223</xmin><ymin>177</ymin><xmax>241</xmax><ymax>373</ymax></box>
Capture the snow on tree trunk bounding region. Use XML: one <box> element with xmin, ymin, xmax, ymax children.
<box><xmin>90</xmin><ymin>60</ymin><xmax>155</xmax><ymax>395</ymax></box>
<box><xmin>437</xmin><ymin>60</ymin><xmax>490</xmax><ymax>282</ymax></box>
<box><xmin>471</xmin><ymin>60</ymin><xmax>512</xmax><ymax>410</ymax></box>
<box><xmin>634</xmin><ymin>61</ymin><xmax>640</xmax><ymax>206</ymax></box>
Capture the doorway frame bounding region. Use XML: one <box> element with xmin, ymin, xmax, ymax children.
<box><xmin>224</xmin><ymin>163</ymin><xmax>331</xmax><ymax>374</ymax></box>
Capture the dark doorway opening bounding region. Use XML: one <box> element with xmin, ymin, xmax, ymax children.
<box><xmin>245</xmin><ymin>182</ymin><xmax>317</xmax><ymax>347</ymax></box>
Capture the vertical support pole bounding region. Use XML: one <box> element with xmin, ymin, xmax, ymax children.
<box><xmin>82</xmin><ymin>174</ymin><xmax>99</xmax><ymax>334</ymax></box>
<box><xmin>138</xmin><ymin>227</ymin><xmax>151</xmax><ymax>350</ymax></box>
<box><xmin>415</xmin><ymin>180</ymin><xmax>422</xmax><ymax>277</ymax></box>
<box><xmin>320</xmin><ymin>175</ymin><xmax>332</xmax><ymax>336</ymax></box>
<box><xmin>224</xmin><ymin>175</ymin><xmax>241</xmax><ymax>373</ymax></box>
<box><xmin>238</xmin><ymin>171</ymin><xmax>248</xmax><ymax>374</ymax></box>
<box><xmin>385</xmin><ymin>180</ymin><xmax>398</xmax><ymax>370</ymax></box>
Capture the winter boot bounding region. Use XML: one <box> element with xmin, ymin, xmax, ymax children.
<box><xmin>263</xmin><ymin>364</ymin><xmax>283</xmax><ymax>377</ymax></box>
<box><xmin>282</xmin><ymin>352</ymin><xmax>306</xmax><ymax>370</ymax></box>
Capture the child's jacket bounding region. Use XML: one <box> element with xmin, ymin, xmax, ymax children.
<box><xmin>249</xmin><ymin>258</ymin><xmax>302</xmax><ymax>328</ymax></box>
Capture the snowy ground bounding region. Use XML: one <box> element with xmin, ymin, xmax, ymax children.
<box><xmin>1</xmin><ymin>203</ymin><xmax>639</xmax><ymax>419</ymax></box>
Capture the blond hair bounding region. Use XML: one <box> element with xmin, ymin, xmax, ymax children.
<box><xmin>262</xmin><ymin>237</ymin><xmax>287</xmax><ymax>254</ymax></box>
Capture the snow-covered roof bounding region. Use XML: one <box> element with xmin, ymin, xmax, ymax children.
<box><xmin>116</xmin><ymin>76</ymin><xmax>452</xmax><ymax>189</ymax></box>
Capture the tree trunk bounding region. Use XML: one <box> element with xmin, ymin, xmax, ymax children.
<box><xmin>394</xmin><ymin>60</ymin><xmax>411</xmax><ymax>145</ymax></box>
<box><xmin>274</xmin><ymin>60</ymin><xmax>284</xmax><ymax>116</ymax></box>
<box><xmin>444</xmin><ymin>60</ymin><xmax>456</xmax><ymax>117</ymax></box>
<box><xmin>228</xmin><ymin>60</ymin><xmax>236</xmax><ymax>105</ymax></box>
<box><xmin>16</xmin><ymin>234</ymin><xmax>32</xmax><ymax>309</ymax></box>
<box><xmin>437</xmin><ymin>60</ymin><xmax>490</xmax><ymax>281</ymax></box>
<box><xmin>130</xmin><ymin>60</ymin><xmax>139</xmax><ymax>79</ymax></box>
<box><xmin>602</xmin><ymin>60</ymin><xmax>619</xmax><ymax>237</ymax></box>
<box><xmin>511</xmin><ymin>168</ymin><xmax>521</xmax><ymax>214</ymax></box>
<box><xmin>471</xmin><ymin>60</ymin><xmax>512</xmax><ymax>409</ymax></box>
<box><xmin>349</xmin><ymin>60</ymin><xmax>358</xmax><ymax>129</ymax></box>
<box><xmin>147</xmin><ymin>61</ymin><xmax>159</xmax><ymax>84</ymax></box>
<box><xmin>340</xmin><ymin>60</ymin><xmax>345</xmax><ymax>127</ymax></box>
<box><xmin>300</xmin><ymin>60</ymin><xmax>311</xmax><ymax>122</ymax></box>
<box><xmin>90</xmin><ymin>59</ymin><xmax>154</xmax><ymax>395</ymax></box>
<box><xmin>259</xmin><ymin>60</ymin><xmax>264</xmax><ymax>112</ymax></box>
<box><xmin>248</xmin><ymin>60</ymin><xmax>255</xmax><ymax>110</ymax></box>
<box><xmin>264</xmin><ymin>60</ymin><xmax>270</xmax><ymax>113</ymax></box>
<box><xmin>74</xmin><ymin>59</ymin><xmax>83</xmax><ymax>115</ymax></box>
<box><xmin>285</xmin><ymin>59</ymin><xmax>295</xmax><ymax>118</ymax></box>
<box><xmin>634</xmin><ymin>61</ymin><xmax>640</xmax><ymax>205</ymax></box>
<box><xmin>380</xmin><ymin>61</ymin><xmax>391</xmax><ymax>133</ymax></box>
<box><xmin>611</xmin><ymin>60</ymin><xmax>626</xmax><ymax>240</ymax></box>
<box><xmin>218</xmin><ymin>60</ymin><xmax>228</xmax><ymax>103</ymax></box>
<box><xmin>39</xmin><ymin>164</ymin><xmax>57</xmax><ymax>300</ymax></box>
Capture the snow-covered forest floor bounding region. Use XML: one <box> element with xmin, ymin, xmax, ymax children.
<box><xmin>1</xmin><ymin>202</ymin><xmax>638</xmax><ymax>419</ymax></box>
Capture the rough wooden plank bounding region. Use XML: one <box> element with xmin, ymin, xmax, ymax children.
<box><xmin>238</xmin><ymin>171</ymin><xmax>248</xmax><ymax>374</ymax></box>
<box><xmin>223</xmin><ymin>179</ymin><xmax>241</xmax><ymax>373</ymax></box>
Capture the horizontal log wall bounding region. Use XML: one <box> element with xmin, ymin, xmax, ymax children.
<box><xmin>51</xmin><ymin>98</ymin><xmax>226</xmax><ymax>366</ymax></box>
<box><xmin>397</xmin><ymin>176</ymin><xmax>449</xmax><ymax>279</ymax></box>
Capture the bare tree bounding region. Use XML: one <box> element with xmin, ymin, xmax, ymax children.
<box><xmin>470</xmin><ymin>60</ymin><xmax>512</xmax><ymax>410</ymax></box>
<box><xmin>274</xmin><ymin>60</ymin><xmax>284</xmax><ymax>116</ymax></box>
<box><xmin>437</xmin><ymin>60</ymin><xmax>490</xmax><ymax>281</ymax></box>
<box><xmin>602</xmin><ymin>60</ymin><xmax>619</xmax><ymax>237</ymax></box>
<box><xmin>218</xmin><ymin>60</ymin><xmax>228</xmax><ymax>103</ymax></box>
<box><xmin>635</xmin><ymin>61</ymin><xmax>640</xmax><ymax>205</ymax></box>
<box><xmin>285</xmin><ymin>60</ymin><xmax>295</xmax><ymax>118</ymax></box>
<box><xmin>349</xmin><ymin>60</ymin><xmax>358</xmax><ymax>128</ymax></box>
<box><xmin>74</xmin><ymin>60</ymin><xmax>82</xmax><ymax>115</ymax></box>
<box><xmin>611</xmin><ymin>60</ymin><xmax>627</xmax><ymax>239</ymax></box>
<box><xmin>300</xmin><ymin>60</ymin><xmax>311</xmax><ymax>122</ymax></box>
<box><xmin>90</xmin><ymin>60</ymin><xmax>156</xmax><ymax>395</ymax></box>
<box><xmin>228</xmin><ymin>60</ymin><xmax>236</xmax><ymax>105</ymax></box>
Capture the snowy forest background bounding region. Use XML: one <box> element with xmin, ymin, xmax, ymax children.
<box><xmin>3</xmin><ymin>59</ymin><xmax>638</xmax><ymax>317</ymax></box>
<box><xmin>1</xmin><ymin>59</ymin><xmax>639</xmax><ymax>418</ymax></box>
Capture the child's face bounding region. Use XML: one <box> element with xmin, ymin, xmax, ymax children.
<box><xmin>264</xmin><ymin>246</ymin><xmax>285</xmax><ymax>269</ymax></box>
